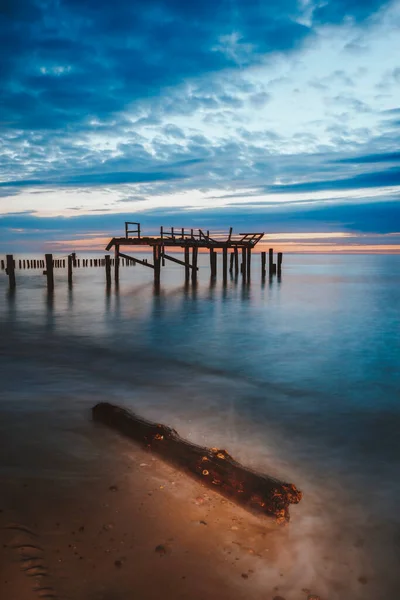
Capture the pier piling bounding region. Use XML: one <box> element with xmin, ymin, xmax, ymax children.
<box><xmin>223</xmin><ymin>247</ymin><xmax>228</xmax><ymax>282</ymax></box>
<box><xmin>268</xmin><ymin>248</ymin><xmax>274</xmax><ymax>276</ymax></box>
<box><xmin>277</xmin><ymin>252</ymin><xmax>283</xmax><ymax>277</ymax></box>
<box><xmin>6</xmin><ymin>254</ymin><xmax>16</xmax><ymax>289</ymax></box>
<box><xmin>261</xmin><ymin>252</ymin><xmax>266</xmax><ymax>278</ymax></box>
<box><xmin>184</xmin><ymin>247</ymin><xmax>190</xmax><ymax>282</ymax></box>
<box><xmin>105</xmin><ymin>255</ymin><xmax>111</xmax><ymax>287</ymax></box>
<box><xmin>45</xmin><ymin>254</ymin><xmax>54</xmax><ymax>290</ymax></box>
<box><xmin>68</xmin><ymin>255</ymin><xmax>73</xmax><ymax>286</ymax></box>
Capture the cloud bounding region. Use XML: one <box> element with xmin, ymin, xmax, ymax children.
<box><xmin>267</xmin><ymin>167</ymin><xmax>400</xmax><ymax>193</ymax></box>
<box><xmin>1</xmin><ymin>0</ymin><xmax>394</xmax><ymax>134</ymax></box>
<box><xmin>335</xmin><ymin>151</ymin><xmax>400</xmax><ymax>163</ymax></box>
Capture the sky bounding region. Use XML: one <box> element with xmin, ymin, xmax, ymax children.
<box><xmin>1</xmin><ymin>0</ymin><xmax>400</xmax><ymax>253</ymax></box>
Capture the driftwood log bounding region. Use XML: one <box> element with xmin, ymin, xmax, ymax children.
<box><xmin>92</xmin><ymin>402</ymin><xmax>302</xmax><ymax>524</ymax></box>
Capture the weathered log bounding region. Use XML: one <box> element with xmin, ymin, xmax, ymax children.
<box><xmin>92</xmin><ymin>402</ymin><xmax>302</xmax><ymax>524</ymax></box>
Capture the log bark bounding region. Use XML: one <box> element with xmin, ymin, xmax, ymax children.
<box><xmin>92</xmin><ymin>403</ymin><xmax>302</xmax><ymax>524</ymax></box>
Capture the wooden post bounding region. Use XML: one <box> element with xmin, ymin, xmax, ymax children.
<box><xmin>184</xmin><ymin>247</ymin><xmax>190</xmax><ymax>282</ymax></box>
<box><xmin>222</xmin><ymin>247</ymin><xmax>228</xmax><ymax>282</ymax></box>
<box><xmin>241</xmin><ymin>247</ymin><xmax>247</xmax><ymax>279</ymax></box>
<box><xmin>6</xmin><ymin>255</ymin><xmax>16</xmax><ymax>289</ymax></box>
<box><xmin>247</xmin><ymin>247</ymin><xmax>251</xmax><ymax>280</ymax></box>
<box><xmin>105</xmin><ymin>255</ymin><xmax>111</xmax><ymax>287</ymax></box>
<box><xmin>1</xmin><ymin>259</ymin><xmax>5</xmax><ymax>270</ymax></box>
<box><xmin>192</xmin><ymin>246</ymin><xmax>198</xmax><ymax>283</ymax></box>
<box><xmin>229</xmin><ymin>252</ymin><xmax>234</xmax><ymax>273</ymax></box>
<box><xmin>115</xmin><ymin>246</ymin><xmax>120</xmax><ymax>283</ymax></box>
<box><xmin>234</xmin><ymin>247</ymin><xmax>239</xmax><ymax>276</ymax></box>
<box><xmin>45</xmin><ymin>254</ymin><xmax>54</xmax><ymax>290</ymax></box>
<box><xmin>210</xmin><ymin>249</ymin><xmax>217</xmax><ymax>278</ymax></box>
<box><xmin>269</xmin><ymin>248</ymin><xmax>274</xmax><ymax>276</ymax></box>
<box><xmin>67</xmin><ymin>254</ymin><xmax>73</xmax><ymax>286</ymax></box>
<box><xmin>277</xmin><ymin>252</ymin><xmax>283</xmax><ymax>277</ymax></box>
<box><xmin>209</xmin><ymin>249</ymin><xmax>214</xmax><ymax>277</ymax></box>
<box><xmin>261</xmin><ymin>251</ymin><xmax>266</xmax><ymax>277</ymax></box>
<box><xmin>273</xmin><ymin>264</ymin><xmax>277</xmax><ymax>275</ymax></box>
<box><xmin>153</xmin><ymin>245</ymin><xmax>161</xmax><ymax>284</ymax></box>
<box><xmin>18</xmin><ymin>259</ymin><xmax>21</xmax><ymax>269</ymax></box>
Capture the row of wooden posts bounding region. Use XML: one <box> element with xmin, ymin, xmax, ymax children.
<box><xmin>2</xmin><ymin>249</ymin><xmax>282</xmax><ymax>290</ymax></box>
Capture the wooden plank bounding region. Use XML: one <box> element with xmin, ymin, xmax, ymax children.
<box><xmin>161</xmin><ymin>252</ymin><xmax>198</xmax><ymax>270</ymax></box>
<box><xmin>92</xmin><ymin>403</ymin><xmax>302</xmax><ymax>524</ymax></box>
<box><xmin>118</xmin><ymin>251</ymin><xmax>154</xmax><ymax>269</ymax></box>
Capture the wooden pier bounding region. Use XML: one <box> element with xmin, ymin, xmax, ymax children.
<box><xmin>2</xmin><ymin>222</ymin><xmax>284</xmax><ymax>289</ymax></box>
<box><xmin>106</xmin><ymin>222</ymin><xmax>268</xmax><ymax>285</ymax></box>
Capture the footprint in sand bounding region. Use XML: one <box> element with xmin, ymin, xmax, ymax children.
<box><xmin>3</xmin><ymin>522</ymin><xmax>59</xmax><ymax>599</ymax></box>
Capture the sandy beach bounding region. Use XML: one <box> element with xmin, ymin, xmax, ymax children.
<box><xmin>0</xmin><ymin>405</ymin><xmax>307</xmax><ymax>600</ymax></box>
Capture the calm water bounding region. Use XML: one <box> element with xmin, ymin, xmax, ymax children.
<box><xmin>1</xmin><ymin>252</ymin><xmax>400</xmax><ymax>598</ymax></box>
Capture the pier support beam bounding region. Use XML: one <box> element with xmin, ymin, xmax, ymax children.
<box><xmin>234</xmin><ymin>247</ymin><xmax>239</xmax><ymax>276</ymax></box>
<box><xmin>192</xmin><ymin>246</ymin><xmax>198</xmax><ymax>283</ymax></box>
<box><xmin>241</xmin><ymin>247</ymin><xmax>247</xmax><ymax>280</ymax></box>
<box><xmin>6</xmin><ymin>255</ymin><xmax>16</xmax><ymax>289</ymax></box>
<box><xmin>184</xmin><ymin>247</ymin><xmax>190</xmax><ymax>282</ymax></box>
<box><xmin>45</xmin><ymin>253</ymin><xmax>54</xmax><ymax>290</ymax></box>
<box><xmin>105</xmin><ymin>255</ymin><xmax>111</xmax><ymax>287</ymax></box>
<box><xmin>246</xmin><ymin>247</ymin><xmax>251</xmax><ymax>280</ymax></box>
<box><xmin>153</xmin><ymin>245</ymin><xmax>161</xmax><ymax>284</ymax></box>
<box><xmin>115</xmin><ymin>246</ymin><xmax>120</xmax><ymax>283</ymax></box>
<box><xmin>210</xmin><ymin>248</ymin><xmax>216</xmax><ymax>277</ymax></box>
<box><xmin>222</xmin><ymin>247</ymin><xmax>228</xmax><ymax>283</ymax></box>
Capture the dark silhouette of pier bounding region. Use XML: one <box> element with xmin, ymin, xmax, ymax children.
<box><xmin>1</xmin><ymin>221</ymin><xmax>283</xmax><ymax>289</ymax></box>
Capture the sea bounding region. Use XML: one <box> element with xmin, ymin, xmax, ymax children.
<box><xmin>1</xmin><ymin>252</ymin><xmax>399</xmax><ymax>599</ymax></box>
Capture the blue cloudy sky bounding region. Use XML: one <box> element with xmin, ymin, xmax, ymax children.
<box><xmin>1</xmin><ymin>0</ymin><xmax>400</xmax><ymax>251</ymax></box>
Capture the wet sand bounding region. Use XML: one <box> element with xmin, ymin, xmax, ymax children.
<box><xmin>0</xmin><ymin>407</ymin><xmax>306</xmax><ymax>600</ymax></box>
